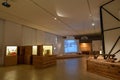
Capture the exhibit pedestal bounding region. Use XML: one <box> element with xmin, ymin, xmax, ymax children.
<box><xmin>87</xmin><ymin>59</ymin><xmax>120</xmax><ymax>80</ymax></box>
<box><xmin>33</xmin><ymin>55</ymin><xmax>56</xmax><ymax>68</ymax></box>
<box><xmin>4</xmin><ymin>56</ymin><xmax>17</xmax><ymax>66</ymax></box>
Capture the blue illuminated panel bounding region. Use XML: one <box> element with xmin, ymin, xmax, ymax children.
<box><xmin>64</xmin><ymin>40</ymin><xmax>78</xmax><ymax>53</ymax></box>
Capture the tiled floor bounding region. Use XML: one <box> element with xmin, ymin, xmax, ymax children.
<box><xmin>0</xmin><ymin>57</ymin><xmax>112</xmax><ymax>80</ymax></box>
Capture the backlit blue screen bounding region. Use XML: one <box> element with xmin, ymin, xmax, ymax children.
<box><xmin>64</xmin><ymin>40</ymin><xmax>78</xmax><ymax>53</ymax></box>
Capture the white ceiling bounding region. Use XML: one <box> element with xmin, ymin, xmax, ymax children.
<box><xmin>0</xmin><ymin>0</ymin><xmax>118</xmax><ymax>36</ymax></box>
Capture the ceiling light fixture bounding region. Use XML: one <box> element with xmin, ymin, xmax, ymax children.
<box><xmin>87</xmin><ymin>0</ymin><xmax>96</xmax><ymax>31</ymax></box>
<box><xmin>2</xmin><ymin>0</ymin><xmax>11</xmax><ymax>8</ymax></box>
<box><xmin>92</xmin><ymin>22</ymin><xmax>95</xmax><ymax>26</ymax></box>
<box><xmin>54</xmin><ymin>17</ymin><xmax>57</xmax><ymax>20</ymax></box>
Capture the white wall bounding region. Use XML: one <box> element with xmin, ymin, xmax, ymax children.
<box><xmin>4</xmin><ymin>21</ymin><xmax>22</xmax><ymax>45</ymax></box>
<box><xmin>37</xmin><ymin>30</ymin><xmax>46</xmax><ymax>45</ymax></box>
<box><xmin>56</xmin><ymin>36</ymin><xmax>64</xmax><ymax>56</ymax></box>
<box><xmin>22</xmin><ymin>26</ymin><xmax>37</xmax><ymax>45</ymax></box>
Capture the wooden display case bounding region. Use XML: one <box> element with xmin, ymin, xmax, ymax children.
<box><xmin>17</xmin><ymin>46</ymin><xmax>25</xmax><ymax>64</ymax></box>
<box><xmin>4</xmin><ymin>56</ymin><xmax>17</xmax><ymax>66</ymax></box>
<box><xmin>24</xmin><ymin>46</ymin><xmax>32</xmax><ymax>55</ymax></box>
<box><xmin>24</xmin><ymin>46</ymin><xmax>32</xmax><ymax>64</ymax></box>
<box><xmin>87</xmin><ymin>59</ymin><xmax>120</xmax><ymax>80</ymax></box>
<box><xmin>17</xmin><ymin>46</ymin><xmax>33</xmax><ymax>65</ymax></box>
<box><xmin>33</xmin><ymin>55</ymin><xmax>56</xmax><ymax>68</ymax></box>
<box><xmin>37</xmin><ymin>45</ymin><xmax>43</xmax><ymax>56</ymax></box>
<box><xmin>37</xmin><ymin>45</ymin><xmax>53</xmax><ymax>56</ymax></box>
<box><xmin>4</xmin><ymin>46</ymin><xmax>18</xmax><ymax>66</ymax></box>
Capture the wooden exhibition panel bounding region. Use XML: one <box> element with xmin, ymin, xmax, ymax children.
<box><xmin>33</xmin><ymin>55</ymin><xmax>56</xmax><ymax>68</ymax></box>
<box><xmin>24</xmin><ymin>55</ymin><xmax>32</xmax><ymax>64</ymax></box>
<box><xmin>17</xmin><ymin>46</ymin><xmax>25</xmax><ymax>64</ymax></box>
<box><xmin>4</xmin><ymin>56</ymin><xmax>17</xmax><ymax>66</ymax></box>
<box><xmin>37</xmin><ymin>45</ymin><xmax>43</xmax><ymax>56</ymax></box>
<box><xmin>24</xmin><ymin>46</ymin><xmax>32</xmax><ymax>55</ymax></box>
<box><xmin>17</xmin><ymin>56</ymin><xmax>24</xmax><ymax>64</ymax></box>
<box><xmin>87</xmin><ymin>59</ymin><xmax>120</xmax><ymax>80</ymax></box>
<box><xmin>24</xmin><ymin>46</ymin><xmax>32</xmax><ymax>64</ymax></box>
<box><xmin>17</xmin><ymin>46</ymin><xmax>32</xmax><ymax>64</ymax></box>
<box><xmin>18</xmin><ymin>46</ymin><xmax>25</xmax><ymax>56</ymax></box>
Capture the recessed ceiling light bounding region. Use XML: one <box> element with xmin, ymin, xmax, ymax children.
<box><xmin>54</xmin><ymin>17</ymin><xmax>57</xmax><ymax>20</ymax></box>
<box><xmin>92</xmin><ymin>23</ymin><xmax>95</xmax><ymax>26</ymax></box>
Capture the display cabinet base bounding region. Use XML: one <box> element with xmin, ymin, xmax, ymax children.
<box><xmin>33</xmin><ymin>55</ymin><xmax>56</xmax><ymax>69</ymax></box>
<box><xmin>4</xmin><ymin>56</ymin><xmax>17</xmax><ymax>66</ymax></box>
<box><xmin>87</xmin><ymin>59</ymin><xmax>120</xmax><ymax>80</ymax></box>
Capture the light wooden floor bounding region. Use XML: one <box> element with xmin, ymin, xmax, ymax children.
<box><xmin>0</xmin><ymin>57</ymin><xmax>112</xmax><ymax>80</ymax></box>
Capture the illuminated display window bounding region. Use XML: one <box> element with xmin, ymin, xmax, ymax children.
<box><xmin>32</xmin><ymin>46</ymin><xmax>37</xmax><ymax>55</ymax></box>
<box><xmin>80</xmin><ymin>43</ymin><xmax>91</xmax><ymax>51</ymax></box>
<box><xmin>6</xmin><ymin>46</ymin><xmax>17</xmax><ymax>56</ymax></box>
<box><xmin>43</xmin><ymin>45</ymin><xmax>53</xmax><ymax>56</ymax></box>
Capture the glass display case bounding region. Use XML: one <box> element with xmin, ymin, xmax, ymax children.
<box><xmin>32</xmin><ymin>46</ymin><xmax>37</xmax><ymax>55</ymax></box>
<box><xmin>6</xmin><ymin>46</ymin><xmax>17</xmax><ymax>56</ymax></box>
<box><xmin>43</xmin><ymin>45</ymin><xmax>53</xmax><ymax>56</ymax></box>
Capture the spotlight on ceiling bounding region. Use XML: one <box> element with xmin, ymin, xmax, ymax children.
<box><xmin>2</xmin><ymin>0</ymin><xmax>11</xmax><ymax>8</ymax></box>
<box><xmin>54</xmin><ymin>17</ymin><xmax>57</xmax><ymax>20</ymax></box>
<box><xmin>92</xmin><ymin>22</ymin><xmax>95</xmax><ymax>26</ymax></box>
